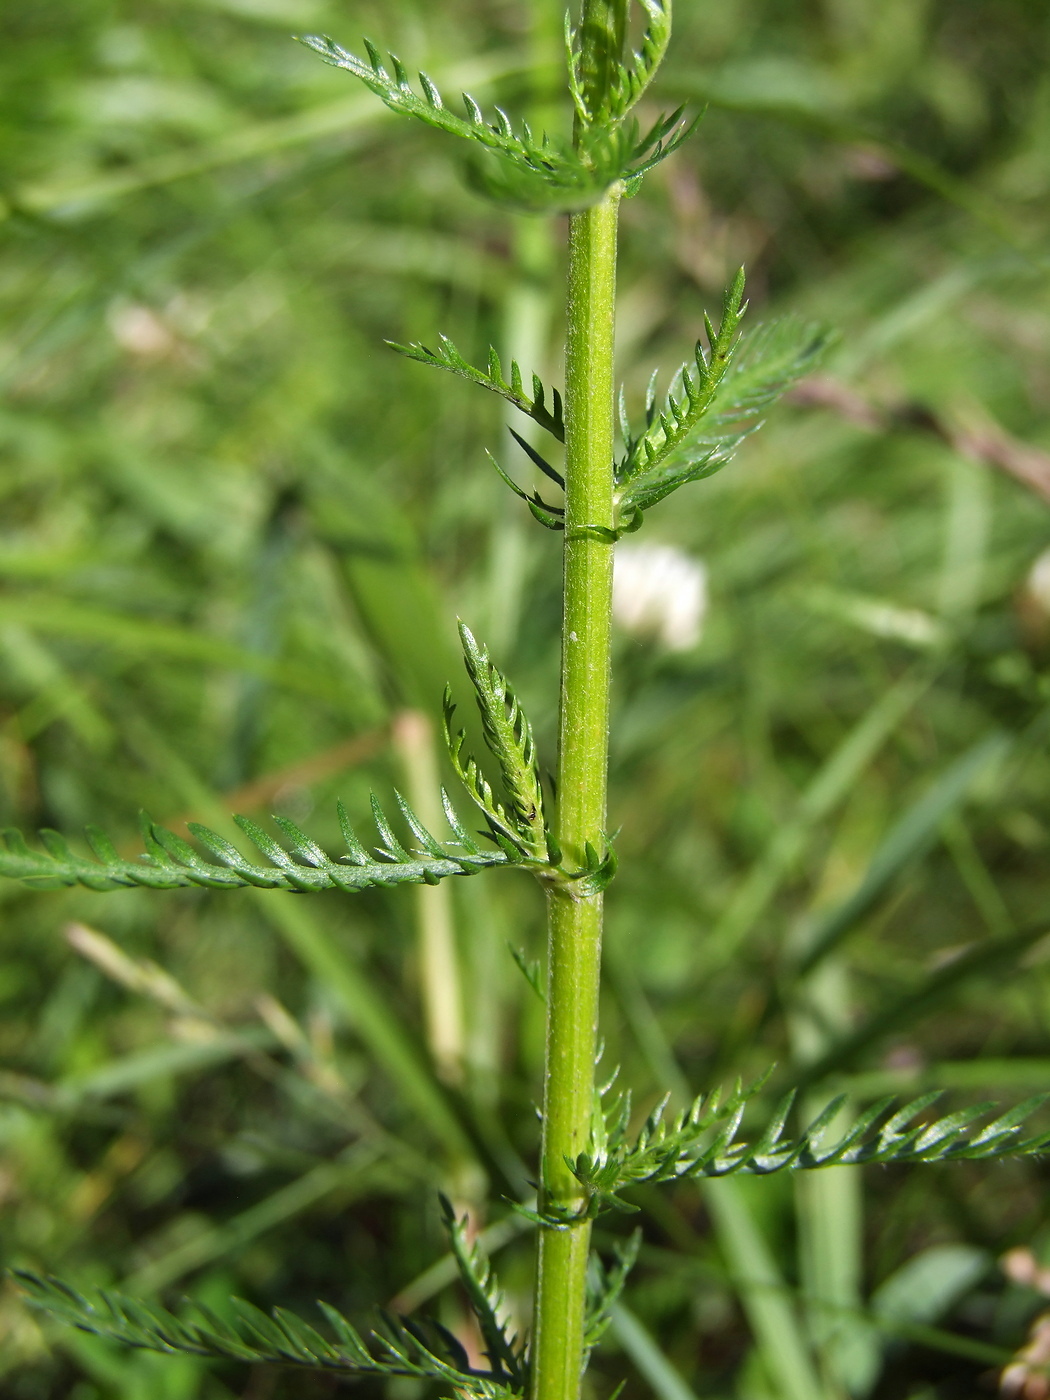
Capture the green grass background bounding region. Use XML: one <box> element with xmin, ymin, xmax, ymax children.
<box><xmin>2</xmin><ymin>0</ymin><xmax>1050</xmax><ymax>1396</ymax></box>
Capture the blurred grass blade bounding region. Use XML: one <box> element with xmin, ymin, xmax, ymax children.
<box><xmin>703</xmin><ymin>1179</ymin><xmax>829</xmax><ymax>1400</ymax></box>
<box><xmin>795</xmin><ymin>1117</ymin><xmax>879</xmax><ymax>1395</ymax></box>
<box><xmin>394</xmin><ymin>711</ymin><xmax>466</xmax><ymax>1087</ymax></box>
<box><xmin>310</xmin><ymin>472</ymin><xmax>463</xmax><ymax>714</ymax></box>
<box><xmin>665</xmin><ymin>69</ymin><xmax>1030</xmax><ymax>254</ymax></box>
<box><xmin>872</xmin><ymin>1244</ymin><xmax>989</xmax><ymax>1331</ymax></box>
<box><xmin>57</xmin><ymin>1030</ymin><xmax>275</xmax><ymax>1106</ymax></box>
<box><xmin>707</xmin><ymin>668</ymin><xmax>931</xmax><ymax>967</ymax></box>
<box><xmin>7</xmin><ymin>52</ymin><xmax>527</xmax><ymax>221</ymax></box>
<box><xmin>845</xmin><ymin>1058</ymin><xmax>1050</xmax><ymax>1098</ymax></box>
<box><xmin>123</xmin><ymin>1147</ymin><xmax>384</xmax><ymax>1296</ymax></box>
<box><xmin>792</xmin><ymin>731</ymin><xmax>1011</xmax><ymax>977</ymax></box>
<box><xmin>795</xmin><ymin>919</ymin><xmax>1050</xmax><ymax>1090</ymax></box>
<box><xmin>608</xmin><ymin>1302</ymin><xmax>700</xmax><ymax>1400</ymax></box>
<box><xmin>123</xmin><ymin>708</ymin><xmax>475</xmax><ymax>1162</ymax></box>
<box><xmin>0</xmin><ymin>595</ymin><xmax>350</xmax><ymax>706</ymax></box>
<box><xmin>254</xmin><ymin>895</ymin><xmax>473</xmax><ymax>1159</ymax></box>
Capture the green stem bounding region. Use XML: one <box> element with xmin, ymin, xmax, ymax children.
<box><xmin>530</xmin><ymin>189</ymin><xmax>620</xmax><ymax>1400</ymax></box>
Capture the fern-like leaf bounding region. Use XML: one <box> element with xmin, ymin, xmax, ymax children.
<box><xmin>560</xmin><ymin>0</ymin><xmax>693</xmax><ymax>186</ymax></box>
<box><xmin>388</xmin><ymin>336</ymin><xmax>564</xmax><ymax>442</ymax></box>
<box><xmin>607</xmin><ymin>0</ymin><xmax>672</xmax><ymax>122</ymax></box>
<box><xmin>14</xmin><ymin>1273</ymin><xmax>515</xmax><ymax>1395</ymax></box>
<box><xmin>619</xmin><ymin>106</ymin><xmax>702</xmax><ymax>194</ymax></box>
<box><xmin>615</xmin><ymin>274</ymin><xmax>831</xmax><ymax>528</ymax></box>
<box><xmin>299</xmin><ymin>34</ymin><xmax>695</xmax><ymax>210</ymax></box>
<box><xmin>444</xmin><ymin>623</ymin><xmax>551</xmax><ymax>863</ymax></box>
<box><xmin>584</xmin><ymin>1231</ymin><xmax>641</xmax><ymax>1360</ymax></box>
<box><xmin>561</xmin><ymin>1076</ymin><xmax>1050</xmax><ymax>1219</ymax></box>
<box><xmin>619</xmin><ymin>268</ymin><xmax>747</xmax><ymax>484</ymax></box>
<box><xmin>441</xmin><ymin>1197</ymin><xmax>526</xmax><ymax>1390</ymax></box>
<box><xmin>0</xmin><ymin>796</ymin><xmax>517</xmax><ymax>897</ymax></box>
<box><xmin>705</xmin><ymin>315</ymin><xmax>832</xmax><ymax>432</ymax></box>
<box><xmin>298</xmin><ymin>35</ymin><xmax>616</xmax><ymax>209</ymax></box>
<box><xmin>567</xmin><ymin>0</ymin><xmax>671</xmax><ymax>126</ymax></box>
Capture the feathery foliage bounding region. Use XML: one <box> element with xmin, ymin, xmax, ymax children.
<box><xmin>297</xmin><ymin>30</ymin><xmax>693</xmax><ymax>211</ymax></box>
<box><xmin>618</xmin><ymin>268</ymin><xmax>748</xmax><ymax>484</ymax></box>
<box><xmin>393</xmin><ymin>272</ymin><xmax>831</xmax><ymax>540</ymax></box>
<box><xmin>6</xmin><ymin>0</ymin><xmax>1050</xmax><ymax>1397</ymax></box>
<box><xmin>614</xmin><ymin>273</ymin><xmax>832</xmax><ymax>529</ymax></box>
<box><xmin>0</xmin><ymin>797</ymin><xmax>513</xmax><ymax>895</ymax></box>
<box><xmin>456</xmin><ymin>623</ymin><xmax>549</xmax><ymax>859</ymax></box>
<box><xmin>568</xmin><ymin>0</ymin><xmax>671</xmax><ymax>125</ymax></box>
<box><xmin>388</xmin><ymin>336</ymin><xmax>565</xmax><ymax>443</ymax></box>
<box><xmin>563</xmin><ymin>0</ymin><xmax>693</xmax><ymax>200</ymax></box>
<box><xmin>444</xmin><ymin>622</ymin><xmax>552</xmax><ymax>865</ymax></box>
<box><xmin>583</xmin><ymin>1231</ymin><xmax>641</xmax><ymax>1360</ymax></box>
<box><xmin>441</xmin><ymin>1196</ymin><xmax>527</xmax><ymax>1391</ymax></box>
<box><xmin>388</xmin><ymin>335</ymin><xmax>571</xmax><ymax>527</ymax></box>
<box><xmin>561</xmin><ymin>1077</ymin><xmax>1050</xmax><ymax>1219</ymax></box>
<box><xmin>510</xmin><ymin>945</ymin><xmax>546</xmax><ymax>1002</ymax></box>
<box><xmin>14</xmin><ymin>1273</ymin><xmax>516</xmax><ymax>1396</ymax></box>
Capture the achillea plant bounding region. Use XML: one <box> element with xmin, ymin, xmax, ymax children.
<box><xmin>6</xmin><ymin>3</ymin><xmax>1049</xmax><ymax>1398</ymax></box>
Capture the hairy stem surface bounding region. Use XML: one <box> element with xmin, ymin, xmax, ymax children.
<box><xmin>531</xmin><ymin>189</ymin><xmax>619</xmax><ymax>1400</ymax></box>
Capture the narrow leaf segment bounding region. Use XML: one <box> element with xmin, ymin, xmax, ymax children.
<box><xmin>388</xmin><ymin>337</ymin><xmax>565</xmax><ymax>442</ymax></box>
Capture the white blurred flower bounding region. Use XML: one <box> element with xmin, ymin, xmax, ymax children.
<box><xmin>612</xmin><ymin>542</ymin><xmax>708</xmax><ymax>652</ymax></box>
<box><xmin>108</xmin><ymin>302</ymin><xmax>175</xmax><ymax>359</ymax></box>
